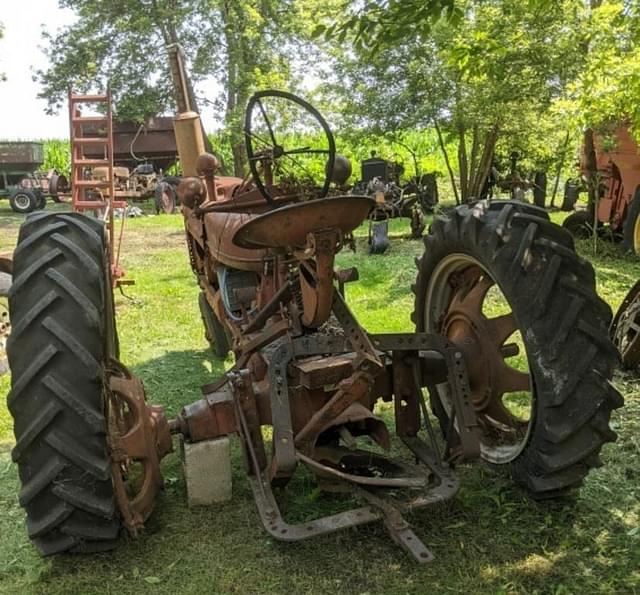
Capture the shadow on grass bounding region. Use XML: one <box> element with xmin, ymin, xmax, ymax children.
<box><xmin>130</xmin><ymin>348</ymin><xmax>230</xmax><ymax>417</ymax></box>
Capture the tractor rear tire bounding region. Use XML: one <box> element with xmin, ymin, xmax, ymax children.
<box><xmin>198</xmin><ymin>291</ymin><xmax>230</xmax><ymax>358</ymax></box>
<box><xmin>622</xmin><ymin>186</ymin><xmax>640</xmax><ymax>255</ymax></box>
<box><xmin>413</xmin><ymin>200</ymin><xmax>623</xmax><ymax>498</ymax></box>
<box><xmin>7</xmin><ymin>212</ymin><xmax>121</xmax><ymax>555</ymax></box>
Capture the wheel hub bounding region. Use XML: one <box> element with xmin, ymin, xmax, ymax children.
<box><xmin>14</xmin><ymin>194</ymin><xmax>30</xmax><ymax>209</ymax></box>
<box><xmin>427</xmin><ymin>258</ymin><xmax>533</xmax><ymax>463</ymax></box>
<box><xmin>106</xmin><ymin>363</ymin><xmax>172</xmax><ymax>536</ymax></box>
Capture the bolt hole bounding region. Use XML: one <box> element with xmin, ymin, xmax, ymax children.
<box><xmin>281</xmin><ymin>529</ymin><xmax>287</xmax><ymax>534</ymax></box>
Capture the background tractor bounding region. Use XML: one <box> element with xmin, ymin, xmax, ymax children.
<box><xmin>5</xmin><ymin>60</ymin><xmax>623</xmax><ymax>561</ymax></box>
<box><xmin>353</xmin><ymin>153</ymin><xmax>439</xmax><ymax>253</ymax></box>
<box><xmin>562</xmin><ymin>126</ymin><xmax>640</xmax><ymax>253</ymax></box>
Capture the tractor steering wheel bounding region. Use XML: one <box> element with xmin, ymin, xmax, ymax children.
<box><xmin>244</xmin><ymin>90</ymin><xmax>336</xmax><ymax>205</ymax></box>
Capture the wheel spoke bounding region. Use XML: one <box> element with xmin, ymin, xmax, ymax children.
<box><xmin>244</xmin><ymin>129</ymin><xmax>272</xmax><ymax>148</ymax></box>
<box><xmin>256</xmin><ymin>99</ymin><xmax>278</xmax><ymax>147</ymax></box>
<box><xmin>454</xmin><ymin>273</ymin><xmax>493</xmax><ymax>316</ymax></box>
<box><xmin>283</xmin><ymin>148</ymin><xmax>330</xmax><ymax>155</ymax></box>
<box><xmin>495</xmin><ymin>363</ymin><xmax>530</xmax><ymax>395</ymax></box>
<box><xmin>486</xmin><ymin>312</ymin><xmax>517</xmax><ymax>346</ymax></box>
<box><xmin>281</xmin><ymin>152</ymin><xmax>317</xmax><ymax>183</ymax></box>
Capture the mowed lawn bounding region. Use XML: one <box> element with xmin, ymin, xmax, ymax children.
<box><xmin>0</xmin><ymin>200</ymin><xmax>639</xmax><ymax>595</ymax></box>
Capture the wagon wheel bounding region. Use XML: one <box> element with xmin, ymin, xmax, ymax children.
<box><xmin>244</xmin><ymin>90</ymin><xmax>336</xmax><ymax>205</ymax></box>
<box><xmin>610</xmin><ymin>279</ymin><xmax>640</xmax><ymax>369</ymax></box>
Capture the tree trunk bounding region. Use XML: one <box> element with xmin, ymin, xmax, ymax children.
<box><xmin>468</xmin><ymin>124</ymin><xmax>499</xmax><ymax>200</ymax></box>
<box><xmin>221</xmin><ymin>0</ymin><xmax>246</xmax><ymax>177</ymax></box>
<box><xmin>583</xmin><ymin>128</ymin><xmax>598</xmax><ymax>206</ymax></box>
<box><xmin>550</xmin><ymin>130</ymin><xmax>571</xmax><ymax>208</ymax></box>
<box><xmin>433</xmin><ymin>119</ymin><xmax>460</xmax><ymax>205</ymax></box>
<box><xmin>458</xmin><ymin>124</ymin><xmax>469</xmax><ymax>201</ymax></box>
<box><xmin>469</xmin><ymin>123</ymin><xmax>479</xmax><ymax>183</ymax></box>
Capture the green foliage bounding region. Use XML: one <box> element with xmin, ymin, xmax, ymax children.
<box><xmin>315</xmin><ymin>0</ymin><xmax>462</xmax><ymax>52</ymax></box>
<box><xmin>37</xmin><ymin>0</ymin><xmax>314</xmax><ymax>175</ymax></box>
<box><xmin>561</xmin><ymin>1</ymin><xmax>640</xmax><ymax>140</ymax></box>
<box><xmin>317</xmin><ymin>0</ymin><xmax>585</xmax><ymax>201</ymax></box>
<box><xmin>41</xmin><ymin>139</ymin><xmax>70</xmax><ymax>174</ymax></box>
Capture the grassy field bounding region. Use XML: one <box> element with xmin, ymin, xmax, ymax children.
<box><xmin>0</xmin><ymin>200</ymin><xmax>639</xmax><ymax>595</ymax></box>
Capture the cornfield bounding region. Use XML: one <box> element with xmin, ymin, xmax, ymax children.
<box><xmin>42</xmin><ymin>139</ymin><xmax>70</xmax><ymax>173</ymax></box>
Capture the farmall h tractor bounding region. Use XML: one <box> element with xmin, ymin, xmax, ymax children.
<box><xmin>6</xmin><ymin>91</ymin><xmax>623</xmax><ymax>562</ymax></box>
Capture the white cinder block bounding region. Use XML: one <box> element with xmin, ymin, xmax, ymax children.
<box><xmin>180</xmin><ymin>436</ymin><xmax>232</xmax><ymax>506</ymax></box>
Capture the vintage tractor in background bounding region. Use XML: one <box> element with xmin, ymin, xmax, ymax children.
<box><xmin>352</xmin><ymin>153</ymin><xmax>439</xmax><ymax>254</ymax></box>
<box><xmin>481</xmin><ymin>151</ymin><xmax>547</xmax><ymax>207</ymax></box>
<box><xmin>562</xmin><ymin>126</ymin><xmax>640</xmax><ymax>253</ymax></box>
<box><xmin>5</xmin><ymin>87</ymin><xmax>623</xmax><ymax>561</ymax></box>
<box><xmin>86</xmin><ymin>162</ymin><xmax>181</xmax><ymax>214</ymax></box>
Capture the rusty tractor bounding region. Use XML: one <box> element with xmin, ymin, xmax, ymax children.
<box><xmin>353</xmin><ymin>154</ymin><xmax>439</xmax><ymax>254</ymax></box>
<box><xmin>562</xmin><ymin>126</ymin><xmax>640</xmax><ymax>254</ymax></box>
<box><xmin>6</xmin><ymin>90</ymin><xmax>624</xmax><ymax>562</ymax></box>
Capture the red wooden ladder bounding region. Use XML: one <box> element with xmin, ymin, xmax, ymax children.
<box><xmin>68</xmin><ymin>89</ymin><xmax>130</xmax><ymax>284</ymax></box>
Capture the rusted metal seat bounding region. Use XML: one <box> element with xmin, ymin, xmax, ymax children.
<box><xmin>232</xmin><ymin>196</ymin><xmax>374</xmax><ymax>250</ymax></box>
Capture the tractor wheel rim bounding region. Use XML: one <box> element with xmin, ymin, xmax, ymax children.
<box><xmin>612</xmin><ymin>281</ymin><xmax>640</xmax><ymax>367</ymax></box>
<box><xmin>424</xmin><ymin>253</ymin><xmax>534</xmax><ymax>464</ymax></box>
<box><xmin>14</xmin><ymin>195</ymin><xmax>30</xmax><ymax>209</ymax></box>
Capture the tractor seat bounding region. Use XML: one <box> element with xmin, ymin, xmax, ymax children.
<box><xmin>203</xmin><ymin>211</ymin><xmax>267</xmax><ymax>273</ymax></box>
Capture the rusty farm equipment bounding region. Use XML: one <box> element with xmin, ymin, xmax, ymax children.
<box><xmin>611</xmin><ymin>280</ymin><xmax>640</xmax><ymax>370</ymax></box>
<box><xmin>562</xmin><ymin>126</ymin><xmax>640</xmax><ymax>254</ymax></box>
<box><xmin>5</xmin><ymin>89</ymin><xmax>624</xmax><ymax>562</ymax></box>
<box><xmin>0</xmin><ymin>142</ymin><xmax>50</xmax><ymax>214</ymax></box>
<box><xmin>68</xmin><ymin>96</ymin><xmax>181</xmax><ymax>215</ymax></box>
<box><xmin>352</xmin><ymin>154</ymin><xmax>439</xmax><ymax>254</ymax></box>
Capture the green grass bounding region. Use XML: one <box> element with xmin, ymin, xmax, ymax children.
<box><xmin>0</xmin><ymin>201</ymin><xmax>639</xmax><ymax>594</ymax></box>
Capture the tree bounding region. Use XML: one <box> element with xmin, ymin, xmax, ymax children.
<box><xmin>319</xmin><ymin>0</ymin><xmax>584</xmax><ymax>202</ymax></box>
<box><xmin>37</xmin><ymin>0</ymin><xmax>307</xmax><ymax>175</ymax></box>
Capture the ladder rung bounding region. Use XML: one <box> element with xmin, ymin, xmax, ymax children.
<box><xmin>74</xmin><ymin>200</ymin><xmax>108</xmax><ymax>208</ymax></box>
<box><xmin>73</xmin><ymin>137</ymin><xmax>110</xmax><ymax>144</ymax></box>
<box><xmin>74</xmin><ymin>180</ymin><xmax>111</xmax><ymax>187</ymax></box>
<box><xmin>72</xmin><ymin>116</ymin><xmax>109</xmax><ymax>124</ymax></box>
<box><xmin>73</xmin><ymin>200</ymin><xmax>127</xmax><ymax>210</ymax></box>
<box><xmin>71</xmin><ymin>94</ymin><xmax>109</xmax><ymax>103</ymax></box>
<box><xmin>74</xmin><ymin>159</ymin><xmax>110</xmax><ymax>166</ymax></box>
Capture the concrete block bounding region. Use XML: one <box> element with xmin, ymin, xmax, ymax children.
<box><xmin>180</xmin><ymin>436</ymin><xmax>232</xmax><ymax>507</ymax></box>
